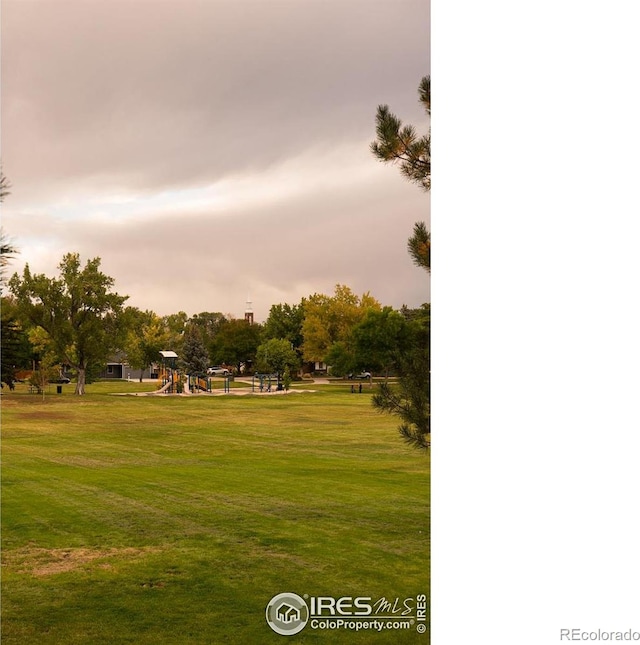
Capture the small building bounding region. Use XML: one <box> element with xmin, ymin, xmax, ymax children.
<box><xmin>99</xmin><ymin>351</ymin><xmax>159</xmax><ymax>381</ymax></box>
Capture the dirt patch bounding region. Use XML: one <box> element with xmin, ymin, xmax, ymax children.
<box><xmin>3</xmin><ymin>545</ymin><xmax>163</xmax><ymax>577</ymax></box>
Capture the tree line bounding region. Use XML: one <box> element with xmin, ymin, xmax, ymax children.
<box><xmin>3</xmin><ymin>255</ymin><xmax>427</xmax><ymax>395</ymax></box>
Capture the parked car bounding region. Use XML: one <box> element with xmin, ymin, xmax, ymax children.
<box><xmin>207</xmin><ymin>366</ymin><xmax>230</xmax><ymax>376</ymax></box>
<box><xmin>348</xmin><ymin>371</ymin><xmax>372</xmax><ymax>379</ymax></box>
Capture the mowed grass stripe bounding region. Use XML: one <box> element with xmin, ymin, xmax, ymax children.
<box><xmin>2</xmin><ymin>385</ymin><xmax>429</xmax><ymax>644</ymax></box>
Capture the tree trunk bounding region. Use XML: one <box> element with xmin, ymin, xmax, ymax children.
<box><xmin>75</xmin><ymin>367</ymin><xmax>86</xmax><ymax>395</ymax></box>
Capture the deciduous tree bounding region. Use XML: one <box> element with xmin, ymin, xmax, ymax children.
<box><xmin>161</xmin><ymin>311</ymin><xmax>189</xmax><ymax>353</ymax></box>
<box><xmin>351</xmin><ymin>307</ymin><xmax>412</xmax><ymax>378</ymax></box>
<box><xmin>302</xmin><ymin>285</ymin><xmax>380</xmax><ymax>363</ymax></box>
<box><xmin>255</xmin><ymin>338</ymin><xmax>300</xmax><ymax>381</ymax></box>
<box><xmin>262</xmin><ymin>301</ymin><xmax>305</xmax><ymax>351</ymax></box>
<box><xmin>189</xmin><ymin>311</ymin><xmax>228</xmax><ymax>349</ymax></box>
<box><xmin>210</xmin><ymin>318</ymin><xmax>262</xmax><ymax>373</ymax></box>
<box><xmin>9</xmin><ymin>253</ymin><xmax>128</xmax><ymax>395</ymax></box>
<box><xmin>123</xmin><ymin>308</ymin><xmax>169</xmax><ymax>382</ymax></box>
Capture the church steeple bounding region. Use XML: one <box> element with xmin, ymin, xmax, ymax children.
<box><xmin>244</xmin><ymin>295</ymin><xmax>254</xmax><ymax>325</ymax></box>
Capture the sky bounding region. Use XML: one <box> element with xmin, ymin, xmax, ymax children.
<box><xmin>1</xmin><ymin>0</ymin><xmax>430</xmax><ymax>322</ymax></box>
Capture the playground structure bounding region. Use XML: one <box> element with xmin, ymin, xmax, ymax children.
<box><xmin>156</xmin><ymin>352</ymin><xmax>235</xmax><ymax>394</ymax></box>
<box><xmin>252</xmin><ymin>373</ymin><xmax>282</xmax><ymax>393</ymax></box>
<box><xmin>152</xmin><ymin>352</ymin><xmax>290</xmax><ymax>396</ymax></box>
<box><xmin>158</xmin><ymin>350</ymin><xmax>181</xmax><ymax>393</ymax></box>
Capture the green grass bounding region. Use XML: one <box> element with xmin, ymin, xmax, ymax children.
<box><xmin>1</xmin><ymin>384</ymin><xmax>429</xmax><ymax>644</ymax></box>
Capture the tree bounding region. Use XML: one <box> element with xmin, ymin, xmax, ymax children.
<box><xmin>0</xmin><ymin>169</ymin><xmax>18</xmax><ymax>289</ymax></box>
<box><xmin>371</xmin><ymin>77</ymin><xmax>431</xmax><ymax>273</ymax></box>
<box><xmin>0</xmin><ymin>231</ymin><xmax>18</xmax><ymax>285</ymax></box>
<box><xmin>352</xmin><ymin>307</ymin><xmax>413</xmax><ymax>378</ymax></box>
<box><xmin>161</xmin><ymin>311</ymin><xmax>189</xmax><ymax>353</ymax></box>
<box><xmin>123</xmin><ymin>308</ymin><xmax>169</xmax><ymax>382</ymax></box>
<box><xmin>0</xmin><ymin>167</ymin><xmax>10</xmax><ymax>202</ymax></box>
<box><xmin>408</xmin><ymin>221</ymin><xmax>430</xmax><ymax>274</ymax></box>
<box><xmin>255</xmin><ymin>338</ymin><xmax>300</xmax><ymax>382</ymax></box>
<box><xmin>27</xmin><ymin>327</ymin><xmax>61</xmax><ymax>402</ymax></box>
<box><xmin>370</xmin><ymin>78</ymin><xmax>431</xmax><ymax>450</ymax></box>
<box><xmin>262</xmin><ymin>301</ymin><xmax>305</xmax><ymax>351</ymax></box>
<box><xmin>180</xmin><ymin>325</ymin><xmax>210</xmax><ymax>377</ymax></box>
<box><xmin>302</xmin><ymin>285</ymin><xmax>380</xmax><ymax>363</ymax></box>
<box><xmin>210</xmin><ymin>318</ymin><xmax>262</xmax><ymax>373</ymax></box>
<box><xmin>372</xmin><ymin>306</ymin><xmax>430</xmax><ymax>449</ymax></box>
<box><xmin>189</xmin><ymin>311</ymin><xmax>228</xmax><ymax>349</ymax></box>
<box><xmin>1</xmin><ymin>297</ymin><xmax>33</xmax><ymax>390</ymax></box>
<box><xmin>0</xmin><ymin>175</ymin><xmax>27</xmax><ymax>390</ymax></box>
<box><xmin>324</xmin><ymin>341</ymin><xmax>357</xmax><ymax>377</ymax></box>
<box><xmin>371</xmin><ymin>76</ymin><xmax>430</xmax><ymax>191</ymax></box>
<box><xmin>8</xmin><ymin>253</ymin><xmax>128</xmax><ymax>395</ymax></box>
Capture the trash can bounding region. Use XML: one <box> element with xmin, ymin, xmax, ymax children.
<box><xmin>56</xmin><ymin>385</ymin><xmax>63</xmax><ymax>394</ymax></box>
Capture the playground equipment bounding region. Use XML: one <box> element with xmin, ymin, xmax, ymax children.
<box><xmin>252</xmin><ymin>373</ymin><xmax>282</xmax><ymax>393</ymax></box>
<box><xmin>188</xmin><ymin>375</ymin><xmax>212</xmax><ymax>393</ymax></box>
<box><xmin>158</xmin><ymin>350</ymin><xmax>180</xmax><ymax>393</ymax></box>
<box><xmin>158</xmin><ymin>367</ymin><xmax>181</xmax><ymax>393</ymax></box>
<box><xmin>153</xmin><ymin>351</ymin><xmax>240</xmax><ymax>395</ymax></box>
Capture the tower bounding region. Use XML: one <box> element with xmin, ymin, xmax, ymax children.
<box><xmin>244</xmin><ymin>296</ymin><xmax>254</xmax><ymax>325</ymax></box>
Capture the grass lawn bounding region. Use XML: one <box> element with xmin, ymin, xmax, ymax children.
<box><xmin>1</xmin><ymin>382</ymin><xmax>429</xmax><ymax>644</ymax></box>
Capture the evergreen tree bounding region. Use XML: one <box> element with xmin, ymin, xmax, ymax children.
<box><xmin>180</xmin><ymin>325</ymin><xmax>209</xmax><ymax>377</ymax></box>
<box><xmin>0</xmin><ymin>171</ymin><xmax>29</xmax><ymax>390</ymax></box>
<box><xmin>371</xmin><ymin>78</ymin><xmax>431</xmax><ymax>275</ymax></box>
<box><xmin>407</xmin><ymin>221</ymin><xmax>430</xmax><ymax>274</ymax></box>
<box><xmin>371</xmin><ymin>76</ymin><xmax>430</xmax><ymax>191</ymax></box>
<box><xmin>372</xmin><ymin>306</ymin><xmax>430</xmax><ymax>449</ymax></box>
<box><xmin>0</xmin><ymin>303</ymin><xmax>32</xmax><ymax>390</ymax></box>
<box><xmin>0</xmin><ymin>169</ymin><xmax>18</xmax><ymax>290</ymax></box>
<box><xmin>370</xmin><ymin>78</ymin><xmax>431</xmax><ymax>450</ymax></box>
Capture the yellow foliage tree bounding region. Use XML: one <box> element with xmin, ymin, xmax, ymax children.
<box><xmin>301</xmin><ymin>285</ymin><xmax>380</xmax><ymax>363</ymax></box>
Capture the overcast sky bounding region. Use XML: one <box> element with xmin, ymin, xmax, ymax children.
<box><xmin>2</xmin><ymin>0</ymin><xmax>430</xmax><ymax>322</ymax></box>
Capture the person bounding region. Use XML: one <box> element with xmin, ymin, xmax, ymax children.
<box><xmin>358</xmin><ymin>383</ymin><xmax>363</xmax><ymax>394</ymax></box>
<box><xmin>351</xmin><ymin>384</ymin><xmax>355</xmax><ymax>393</ymax></box>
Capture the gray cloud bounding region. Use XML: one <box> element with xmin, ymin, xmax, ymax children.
<box><xmin>2</xmin><ymin>0</ymin><xmax>430</xmax><ymax>321</ymax></box>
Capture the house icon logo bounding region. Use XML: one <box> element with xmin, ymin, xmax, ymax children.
<box><xmin>266</xmin><ymin>593</ymin><xmax>309</xmax><ymax>635</ymax></box>
<box><xmin>276</xmin><ymin>603</ymin><xmax>300</xmax><ymax>624</ymax></box>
